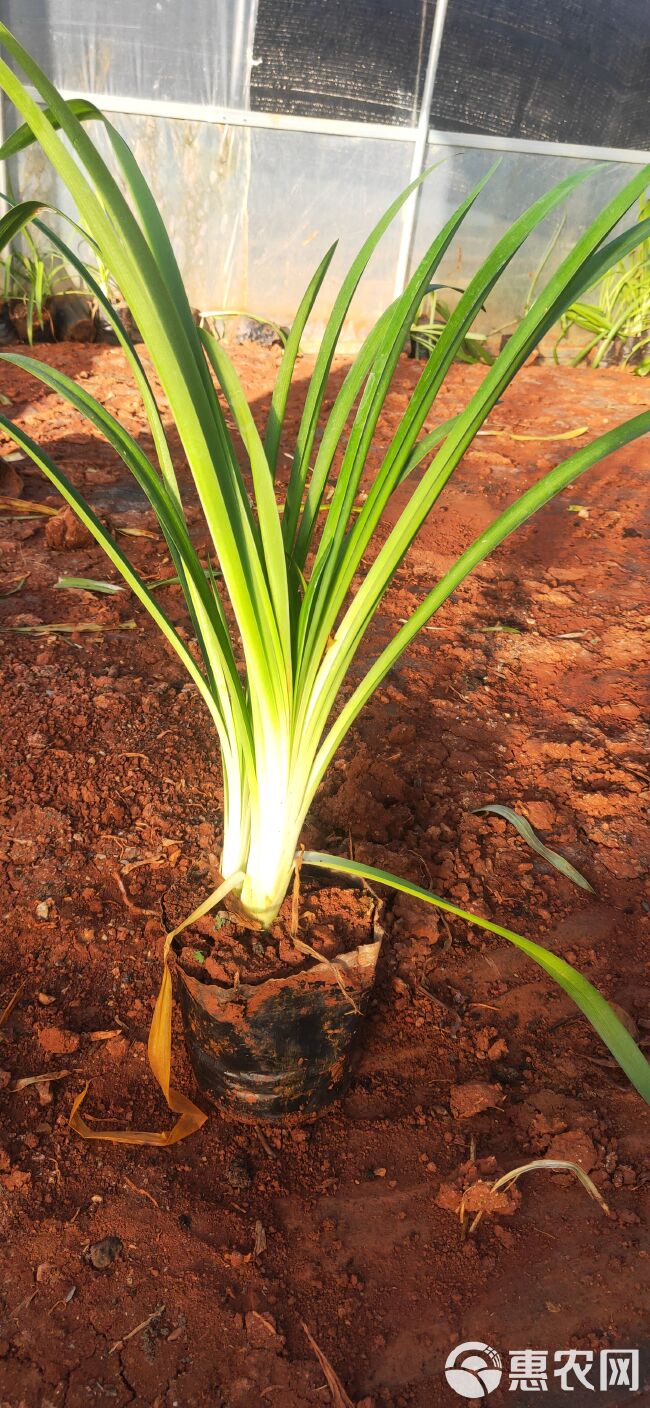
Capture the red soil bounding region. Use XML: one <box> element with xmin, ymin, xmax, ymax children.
<box><xmin>0</xmin><ymin>344</ymin><xmax>648</xmax><ymax>1405</ymax></box>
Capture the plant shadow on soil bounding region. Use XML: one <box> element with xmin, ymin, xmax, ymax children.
<box><xmin>0</xmin><ymin>342</ymin><xmax>648</xmax><ymax>1406</ymax></box>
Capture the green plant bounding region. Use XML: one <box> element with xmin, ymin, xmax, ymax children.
<box><xmin>0</xmin><ymin>27</ymin><xmax>649</xmax><ymax>1102</ymax></box>
<box><xmin>556</xmin><ymin>195</ymin><xmax>650</xmax><ymax>372</ymax></box>
<box><xmin>1</xmin><ymin>227</ymin><xmax>71</xmax><ymax>342</ymax></box>
<box><xmin>410</xmin><ymin>283</ymin><xmax>493</xmax><ymax>364</ymax></box>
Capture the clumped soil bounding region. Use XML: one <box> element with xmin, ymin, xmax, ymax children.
<box><xmin>0</xmin><ymin>344</ymin><xmax>648</xmax><ymax>1406</ymax></box>
<box><xmin>177</xmin><ymin>877</ymin><xmax>377</xmax><ymax>987</ymax></box>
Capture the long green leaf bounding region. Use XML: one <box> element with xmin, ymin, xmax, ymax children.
<box><xmin>296</xmin><ymin>167</ymin><xmax>600</xmax><ymax>696</ymax></box>
<box><xmin>11</xmin><ymin>201</ymin><xmax>240</xmax><ymax>697</ymax></box>
<box><xmin>0</xmin><ymin>197</ymin><xmax>45</xmax><ymax>250</ymax></box>
<box><xmin>311</xmin><ymin>411</ymin><xmax>650</xmax><ymax>784</ymax></box>
<box><xmin>302</xmin><ymin>851</ymin><xmax>650</xmax><ymax>1103</ymax></box>
<box><xmin>264</xmin><ymin>243</ymin><xmax>337</xmax><ymax>480</ymax></box>
<box><xmin>299</xmin><ymin>165</ymin><xmax>650</xmax><ymax>750</ymax></box>
<box><xmin>474</xmin><ymin>804</ymin><xmax>595</xmax><ymax>894</ymax></box>
<box><xmin>281</xmin><ymin>162</ymin><xmax>443</xmax><ymax>549</ymax></box>
<box><xmin>298</xmin><ymin>167</ymin><xmax>496</xmax><ymax>653</ymax></box>
<box><xmin>399</xmin><ymin>415</ymin><xmax>459</xmax><ymax>480</ymax></box>
<box><xmin>200</xmin><ymin>329</ymin><xmax>292</xmax><ymax>678</ymax></box>
<box><xmin>0</xmin><ymin>97</ymin><xmax>102</xmax><ymax>160</ymax></box>
<box><xmin>1</xmin><ymin>99</ymin><xmax>223</xmax><ymax>420</ymax></box>
<box><xmin>6</xmin><ymin>203</ymin><xmax>175</xmax><ymax>483</ymax></box>
<box><xmin>0</xmin><ymin>34</ymin><xmax>288</xmax><ymax>728</ymax></box>
<box><xmin>291</xmin><ymin>301</ymin><xmax>398</xmax><ymax>571</ymax></box>
<box><xmin>398</xmin><ymin>224</ymin><xmax>647</xmax><ymax>491</ymax></box>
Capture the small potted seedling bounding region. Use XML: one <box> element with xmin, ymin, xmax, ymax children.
<box><xmin>410</xmin><ymin>282</ymin><xmax>492</xmax><ymax>364</ymax></box>
<box><xmin>5</xmin><ymin>234</ymin><xmax>96</xmax><ymax>342</ymax></box>
<box><xmin>556</xmin><ymin>194</ymin><xmax>650</xmax><ymax>373</ymax></box>
<box><xmin>0</xmin><ymin>26</ymin><xmax>648</xmax><ymax>1139</ymax></box>
<box><xmin>4</xmin><ymin>235</ymin><xmax>64</xmax><ymax>342</ymax></box>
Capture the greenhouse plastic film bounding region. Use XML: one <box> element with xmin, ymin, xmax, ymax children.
<box><xmin>410</xmin><ymin>146</ymin><xmax>648</xmax><ymax>330</ymax></box>
<box><xmin>0</xmin><ymin>0</ymin><xmax>259</xmax><ymax>310</ymax></box>
<box><xmin>0</xmin><ymin>0</ymin><xmax>258</xmax><ymax>107</ymax></box>
<box><xmin>246</xmin><ymin>127</ymin><xmax>413</xmax><ymax>348</ymax></box>
<box><xmin>9</xmin><ymin>112</ymin><xmax>252</xmax><ymax>312</ymax></box>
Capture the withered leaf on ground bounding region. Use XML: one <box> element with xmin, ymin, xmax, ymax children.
<box><xmin>10</xmin><ymin>1070</ymin><xmax>70</xmax><ymax>1091</ymax></box>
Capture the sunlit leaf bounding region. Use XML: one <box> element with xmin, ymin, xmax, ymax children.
<box><xmin>302</xmin><ymin>850</ymin><xmax>650</xmax><ymax>1104</ymax></box>
<box><xmin>55</xmin><ymin>575</ymin><xmax>124</xmax><ymax>594</ymax></box>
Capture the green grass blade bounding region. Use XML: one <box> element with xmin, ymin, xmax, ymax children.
<box><xmin>98</xmin><ymin>118</ymin><xmax>232</xmax><ymax>418</ymax></box>
<box><xmin>0</xmin><ymin>97</ymin><xmax>102</xmax><ymax>160</ymax></box>
<box><xmin>90</xmin><ymin>115</ymin><xmax>263</xmax><ymax>546</ymax></box>
<box><xmin>16</xmin><ymin>203</ymin><xmax>190</xmax><ymax>526</ymax></box>
<box><xmin>1</xmin><ymin>96</ymin><xmax>213</xmax><ymax>398</ymax></box>
<box><xmin>291</xmin><ymin>302</ymin><xmax>398</xmax><ymax>572</ymax></box>
<box><xmin>302</xmin><ymin>851</ymin><xmax>650</xmax><ymax>1103</ymax></box>
<box><xmin>293</xmin><ymin>173</ymin><xmax>496</xmax><ymax>686</ymax></box>
<box><xmin>201</xmin><ymin>328</ymin><xmax>291</xmax><ymax>675</ymax></box>
<box><xmin>0</xmin><ymin>198</ymin><xmax>46</xmax><ymax>250</ymax></box>
<box><xmin>359</xmin><ymin>170</ymin><xmax>593</xmax><ymax>506</ymax></box>
<box><xmin>300</xmin><ymin>165</ymin><xmax>650</xmax><ymax>743</ymax></box>
<box><xmin>296</xmin><ymin>168</ymin><xmax>600</xmax><ymax>690</ymax></box>
<box><xmin>0</xmin><ymin>33</ymin><xmax>287</xmax><ymax>724</ymax></box>
<box><xmin>474</xmin><ymin>804</ymin><xmax>595</xmax><ymax>893</ymax></box>
<box><xmin>311</xmin><ymin>411</ymin><xmax>650</xmax><ymax>785</ymax></box>
<box><xmin>282</xmin><ymin>162</ymin><xmax>442</xmax><ymax>549</ymax></box>
<box><xmin>264</xmin><ymin>243</ymin><xmax>337</xmax><ymax>480</ymax></box>
<box><xmin>398</xmin><ymin>415</ymin><xmax>459</xmax><ymax>480</ymax></box>
<box><xmin>300</xmin><ymin>170</ymin><xmax>495</xmax><ymax>625</ymax></box>
<box><xmin>94</xmin><ymin>124</ymin><xmax>290</xmax><ymax>720</ymax></box>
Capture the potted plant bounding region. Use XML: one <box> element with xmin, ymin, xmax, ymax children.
<box><xmin>0</xmin><ymin>26</ymin><xmax>648</xmax><ymax>1143</ymax></box>
<box><xmin>3</xmin><ymin>232</ymin><xmax>96</xmax><ymax>343</ymax></box>
<box><xmin>556</xmin><ymin>194</ymin><xmax>650</xmax><ymax>374</ymax></box>
<box><xmin>410</xmin><ymin>282</ymin><xmax>493</xmax><ymax>363</ymax></box>
<box><xmin>4</xmin><ymin>240</ymin><xmax>59</xmax><ymax>342</ymax></box>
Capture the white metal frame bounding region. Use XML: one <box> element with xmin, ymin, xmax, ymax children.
<box><xmin>393</xmin><ymin>0</ymin><xmax>450</xmax><ymax>296</ymax></box>
<box><xmin>12</xmin><ymin>71</ymin><xmax>648</xmax><ymax>315</ymax></box>
<box><xmin>40</xmin><ymin>87</ymin><xmax>649</xmax><ymax>166</ymax></box>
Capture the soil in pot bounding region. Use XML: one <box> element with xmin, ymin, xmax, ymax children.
<box><xmin>174</xmin><ymin>876</ymin><xmax>383</xmax><ymax>1124</ymax></box>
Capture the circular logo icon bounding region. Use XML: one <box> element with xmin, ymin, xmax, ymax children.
<box><xmin>445</xmin><ymin>1342</ymin><xmax>503</xmax><ymax>1399</ymax></box>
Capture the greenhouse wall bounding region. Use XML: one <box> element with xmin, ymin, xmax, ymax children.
<box><xmin>0</xmin><ymin>0</ymin><xmax>648</xmax><ymax>347</ymax></box>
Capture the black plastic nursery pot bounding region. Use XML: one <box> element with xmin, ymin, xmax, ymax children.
<box><xmin>8</xmin><ymin>296</ymin><xmax>54</xmax><ymax>343</ymax></box>
<box><xmin>7</xmin><ymin>293</ymin><xmax>97</xmax><ymax>343</ymax></box>
<box><xmin>0</xmin><ymin>301</ymin><xmax>16</xmax><ymax>345</ymax></box>
<box><xmin>50</xmin><ymin>292</ymin><xmax>96</xmax><ymax>342</ymax></box>
<box><xmin>177</xmin><ymin>917</ymin><xmax>383</xmax><ymax>1123</ymax></box>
